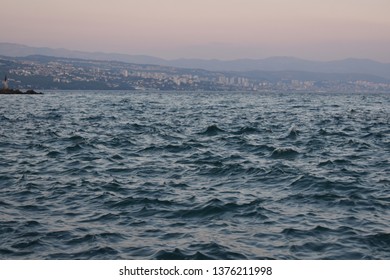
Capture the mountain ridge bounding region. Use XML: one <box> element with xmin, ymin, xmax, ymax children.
<box><xmin>1</xmin><ymin>53</ymin><xmax>389</xmax><ymax>92</ymax></box>
<box><xmin>1</xmin><ymin>42</ymin><xmax>390</xmax><ymax>79</ymax></box>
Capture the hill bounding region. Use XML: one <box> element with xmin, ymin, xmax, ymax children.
<box><xmin>0</xmin><ymin>54</ymin><xmax>389</xmax><ymax>92</ymax></box>
<box><xmin>1</xmin><ymin>43</ymin><xmax>390</xmax><ymax>80</ymax></box>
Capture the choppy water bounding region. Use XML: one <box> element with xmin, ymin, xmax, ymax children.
<box><xmin>1</xmin><ymin>91</ymin><xmax>390</xmax><ymax>260</ymax></box>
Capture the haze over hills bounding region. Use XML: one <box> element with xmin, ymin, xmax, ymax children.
<box><xmin>1</xmin><ymin>43</ymin><xmax>390</xmax><ymax>80</ymax></box>
<box><xmin>0</xmin><ymin>43</ymin><xmax>166</xmax><ymax>66</ymax></box>
<box><xmin>168</xmin><ymin>57</ymin><xmax>390</xmax><ymax>80</ymax></box>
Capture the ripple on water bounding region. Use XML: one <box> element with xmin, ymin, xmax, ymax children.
<box><xmin>1</xmin><ymin>91</ymin><xmax>390</xmax><ymax>259</ymax></box>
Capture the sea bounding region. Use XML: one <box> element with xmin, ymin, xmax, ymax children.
<box><xmin>0</xmin><ymin>91</ymin><xmax>389</xmax><ymax>260</ymax></box>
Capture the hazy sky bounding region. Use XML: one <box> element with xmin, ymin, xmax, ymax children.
<box><xmin>2</xmin><ymin>0</ymin><xmax>390</xmax><ymax>61</ymax></box>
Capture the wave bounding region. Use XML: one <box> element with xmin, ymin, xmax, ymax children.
<box><xmin>270</xmin><ymin>147</ymin><xmax>300</xmax><ymax>159</ymax></box>
<box><xmin>232</xmin><ymin>126</ymin><xmax>260</xmax><ymax>135</ymax></box>
<box><xmin>153</xmin><ymin>248</ymin><xmax>212</xmax><ymax>260</ymax></box>
<box><xmin>200</xmin><ymin>124</ymin><xmax>226</xmax><ymax>136</ymax></box>
<box><xmin>1</xmin><ymin>91</ymin><xmax>390</xmax><ymax>260</ymax></box>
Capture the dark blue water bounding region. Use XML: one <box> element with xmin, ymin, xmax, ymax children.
<box><xmin>1</xmin><ymin>91</ymin><xmax>389</xmax><ymax>260</ymax></box>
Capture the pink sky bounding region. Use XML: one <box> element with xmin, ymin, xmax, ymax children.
<box><xmin>2</xmin><ymin>0</ymin><xmax>390</xmax><ymax>61</ymax></box>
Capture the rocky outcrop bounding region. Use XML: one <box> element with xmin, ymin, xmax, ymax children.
<box><xmin>0</xmin><ymin>89</ymin><xmax>43</xmax><ymax>94</ymax></box>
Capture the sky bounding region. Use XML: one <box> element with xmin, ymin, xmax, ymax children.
<box><xmin>2</xmin><ymin>0</ymin><xmax>390</xmax><ymax>62</ymax></box>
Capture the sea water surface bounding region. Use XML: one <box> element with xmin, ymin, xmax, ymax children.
<box><xmin>0</xmin><ymin>91</ymin><xmax>389</xmax><ymax>259</ymax></box>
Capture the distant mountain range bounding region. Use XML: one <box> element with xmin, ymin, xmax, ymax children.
<box><xmin>1</xmin><ymin>42</ymin><xmax>390</xmax><ymax>80</ymax></box>
<box><xmin>1</xmin><ymin>53</ymin><xmax>390</xmax><ymax>92</ymax></box>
